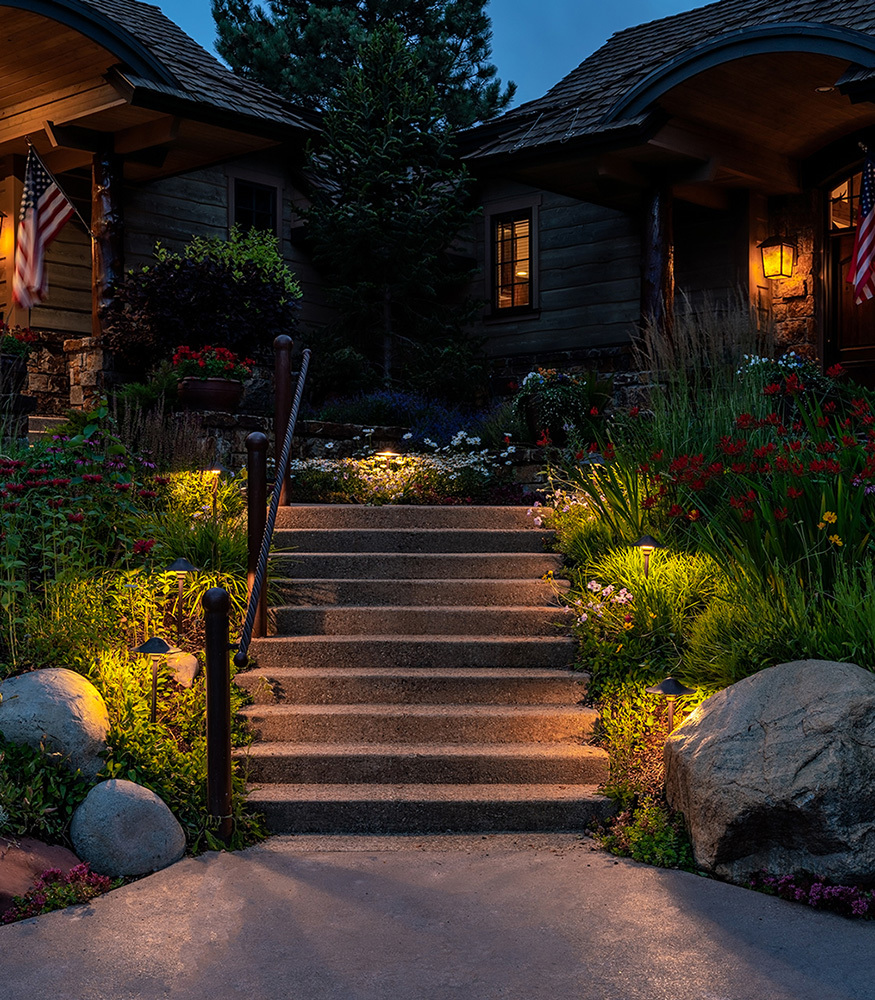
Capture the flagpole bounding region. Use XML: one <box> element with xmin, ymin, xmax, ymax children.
<box><xmin>24</xmin><ymin>136</ymin><xmax>95</xmax><ymax>240</ymax></box>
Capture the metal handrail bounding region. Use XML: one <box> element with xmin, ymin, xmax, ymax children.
<box><xmin>234</xmin><ymin>348</ymin><xmax>310</xmax><ymax>668</ymax></box>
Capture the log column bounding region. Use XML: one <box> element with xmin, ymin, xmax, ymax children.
<box><xmin>91</xmin><ymin>148</ymin><xmax>124</xmax><ymax>339</ymax></box>
<box><xmin>640</xmin><ymin>185</ymin><xmax>675</xmax><ymax>342</ymax></box>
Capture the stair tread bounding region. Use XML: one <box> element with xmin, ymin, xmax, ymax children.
<box><xmin>271</xmin><ymin>604</ymin><xmax>568</xmax><ymax>612</ymax></box>
<box><xmin>247</xmin><ymin>783</ymin><xmax>608</xmax><ymax>802</ymax></box>
<box><xmin>251</xmin><ymin>634</ymin><xmax>574</xmax><ymax>643</ymax></box>
<box><xmin>241</xmin><ymin>704</ymin><xmax>593</xmax><ymax>717</ymax></box>
<box><xmin>237</xmin><ymin>666</ymin><xmax>584</xmax><ymax>679</ymax></box>
<box><xmin>238</xmin><ymin>742</ymin><xmax>605</xmax><ymax>757</ymax></box>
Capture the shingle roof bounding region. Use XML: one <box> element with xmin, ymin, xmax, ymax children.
<box><xmin>465</xmin><ymin>0</ymin><xmax>875</xmax><ymax>159</ymax></box>
<box><xmin>76</xmin><ymin>0</ymin><xmax>317</xmax><ymax>135</ymax></box>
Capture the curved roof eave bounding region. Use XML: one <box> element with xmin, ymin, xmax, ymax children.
<box><xmin>0</xmin><ymin>0</ymin><xmax>179</xmax><ymax>87</ymax></box>
<box><xmin>604</xmin><ymin>21</ymin><xmax>875</xmax><ymax>124</ymax></box>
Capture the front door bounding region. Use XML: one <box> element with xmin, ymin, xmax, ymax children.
<box><xmin>828</xmin><ymin>172</ymin><xmax>875</xmax><ymax>386</ymax></box>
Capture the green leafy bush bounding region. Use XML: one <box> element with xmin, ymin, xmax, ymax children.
<box><xmin>0</xmin><ymin>734</ymin><xmax>91</xmax><ymax>844</ymax></box>
<box><xmin>598</xmin><ymin>798</ymin><xmax>696</xmax><ymax>870</ymax></box>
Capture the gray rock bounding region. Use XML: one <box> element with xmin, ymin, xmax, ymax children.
<box><xmin>166</xmin><ymin>650</ymin><xmax>199</xmax><ymax>688</ymax></box>
<box><xmin>0</xmin><ymin>668</ymin><xmax>109</xmax><ymax>778</ymax></box>
<box><xmin>665</xmin><ymin>659</ymin><xmax>875</xmax><ymax>886</ymax></box>
<box><xmin>71</xmin><ymin>779</ymin><xmax>186</xmax><ymax>877</ymax></box>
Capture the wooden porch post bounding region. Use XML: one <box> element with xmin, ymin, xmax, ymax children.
<box><xmin>640</xmin><ymin>185</ymin><xmax>675</xmax><ymax>341</ymax></box>
<box><xmin>91</xmin><ymin>148</ymin><xmax>123</xmax><ymax>338</ymax></box>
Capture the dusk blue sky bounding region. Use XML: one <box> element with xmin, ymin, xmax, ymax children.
<box><xmin>156</xmin><ymin>0</ymin><xmax>705</xmax><ymax>108</ymax></box>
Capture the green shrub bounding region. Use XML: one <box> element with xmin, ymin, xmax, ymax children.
<box><xmin>0</xmin><ymin>734</ymin><xmax>91</xmax><ymax>845</ymax></box>
<box><xmin>598</xmin><ymin>798</ymin><xmax>696</xmax><ymax>870</ymax></box>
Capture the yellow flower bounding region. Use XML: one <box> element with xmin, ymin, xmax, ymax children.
<box><xmin>623</xmin><ymin>621</ymin><xmax>634</xmax><ymax>630</ymax></box>
<box><xmin>829</xmin><ymin>534</ymin><xmax>844</xmax><ymax>546</ymax></box>
<box><xmin>823</xmin><ymin>511</ymin><xmax>838</xmax><ymax>523</ymax></box>
<box><xmin>615</xmin><ymin>643</ymin><xmax>623</xmax><ymax>653</ymax></box>
<box><xmin>817</xmin><ymin>522</ymin><xmax>825</xmax><ymax>530</ymax></box>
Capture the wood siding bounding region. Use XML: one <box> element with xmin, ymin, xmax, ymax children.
<box><xmin>475</xmin><ymin>181</ymin><xmax>641</xmax><ymax>358</ymax></box>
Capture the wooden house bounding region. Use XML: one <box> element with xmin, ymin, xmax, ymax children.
<box><xmin>0</xmin><ymin>0</ymin><xmax>321</xmax><ymax>413</ymax></box>
<box><xmin>463</xmin><ymin>0</ymin><xmax>875</xmax><ymax>386</ymax></box>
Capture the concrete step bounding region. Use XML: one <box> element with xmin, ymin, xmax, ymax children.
<box><xmin>246</xmin><ymin>783</ymin><xmax>616</xmax><ymax>834</ymax></box>
<box><xmin>272</xmin><ymin>528</ymin><xmax>554</xmax><ymax>554</ymax></box>
<box><xmin>268</xmin><ymin>552</ymin><xmax>563</xmax><ymax>580</ymax></box>
<box><xmin>272</xmin><ymin>577</ymin><xmax>568</xmax><ymax>607</ymax></box>
<box><xmin>235</xmin><ymin>666</ymin><xmax>589</xmax><ymax>705</ymax></box>
<box><xmin>240</xmin><ymin>703</ymin><xmax>599</xmax><ymax>744</ymax></box>
<box><xmin>248</xmin><ymin>635</ymin><xmax>577</xmax><ymax>670</ymax></box>
<box><xmin>276</xmin><ymin>505</ymin><xmax>544</xmax><ymax>530</ymax></box>
<box><xmin>269</xmin><ymin>605</ymin><xmax>570</xmax><ymax>637</ymax></box>
<box><xmin>238</xmin><ymin>742</ymin><xmax>609</xmax><ymax>785</ymax></box>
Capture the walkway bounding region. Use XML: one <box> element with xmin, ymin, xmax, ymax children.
<box><xmin>0</xmin><ymin>834</ymin><xmax>870</xmax><ymax>1000</ymax></box>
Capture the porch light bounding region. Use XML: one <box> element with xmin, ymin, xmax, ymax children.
<box><xmin>645</xmin><ymin>676</ymin><xmax>697</xmax><ymax>732</ymax></box>
<box><xmin>633</xmin><ymin>534</ymin><xmax>663</xmax><ymax>579</ymax></box>
<box><xmin>758</xmin><ymin>235</ymin><xmax>797</xmax><ymax>280</ymax></box>
<box><xmin>133</xmin><ymin>636</ymin><xmax>174</xmax><ymax>723</ymax></box>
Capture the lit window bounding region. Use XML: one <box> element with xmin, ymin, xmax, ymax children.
<box><xmin>233</xmin><ymin>178</ymin><xmax>278</xmax><ymax>233</ymax></box>
<box><xmin>494</xmin><ymin>211</ymin><xmax>532</xmax><ymax>310</ymax></box>
<box><xmin>830</xmin><ymin>173</ymin><xmax>860</xmax><ymax>231</ymax></box>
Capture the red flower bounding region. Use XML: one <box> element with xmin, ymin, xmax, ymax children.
<box><xmin>752</xmin><ymin>443</ymin><xmax>776</xmax><ymax>458</ymax></box>
<box><xmin>816</xmin><ymin>441</ymin><xmax>837</xmax><ymax>454</ymax></box>
<box><xmin>842</xmin><ymin>435</ymin><xmax>858</xmax><ymax>448</ymax></box>
<box><xmin>66</xmin><ymin>512</ymin><xmax>84</xmax><ymax>523</ymax></box>
<box><xmin>763</xmin><ymin>383</ymin><xmax>782</xmax><ymax>396</ymax></box>
<box><xmin>3</xmin><ymin>502</ymin><xmax>18</xmax><ymax>511</ymax></box>
<box><xmin>787</xmin><ymin>487</ymin><xmax>803</xmax><ymax>499</ymax></box>
<box><xmin>736</xmin><ymin>413</ymin><xmax>754</xmax><ymax>429</ymax></box>
<box><xmin>773</xmin><ymin>507</ymin><xmax>788</xmax><ymax>521</ymax></box>
<box><xmin>824</xmin><ymin>401</ymin><xmax>837</xmax><ymax>413</ymax></box>
<box><xmin>629</xmin><ymin>407</ymin><xmax>640</xmax><ymax>418</ymax></box>
<box><xmin>132</xmin><ymin>538</ymin><xmax>156</xmax><ymax>556</ymax></box>
<box><xmin>741</xmin><ymin>509</ymin><xmax>755</xmax><ymax>522</ymax></box>
<box><xmin>650</xmin><ymin>450</ymin><xmax>664</xmax><ymax>462</ymax></box>
<box><xmin>589</xmin><ymin>406</ymin><xmax>599</xmax><ymax>416</ymax></box>
<box><xmin>687</xmin><ymin>508</ymin><xmax>701</xmax><ymax>521</ymax></box>
<box><xmin>113</xmin><ymin>483</ymin><xmax>132</xmax><ymax>492</ymax></box>
<box><xmin>82</xmin><ymin>473</ymin><xmax>103</xmax><ymax>483</ymax></box>
<box><xmin>826</xmin><ymin>363</ymin><xmax>846</xmax><ymax>378</ymax></box>
<box><xmin>729</xmin><ymin>495</ymin><xmax>748</xmax><ymax>510</ymax></box>
<box><xmin>784</xmin><ymin>440</ymin><xmax>803</xmax><ymax>453</ymax></box>
<box><xmin>48</xmin><ymin>498</ymin><xmax>64</xmax><ymax>509</ymax></box>
<box><xmin>784</xmin><ymin>373</ymin><xmax>804</xmax><ymax>394</ymax></box>
<box><xmin>731</xmin><ymin>461</ymin><xmax>748</xmax><ymax>474</ymax></box>
<box><xmin>51</xmin><ymin>478</ymin><xmax>71</xmax><ymax>487</ymax></box>
<box><xmin>817</xmin><ymin>416</ymin><xmax>831</xmax><ymax>428</ymax></box>
<box><xmin>668</xmin><ymin>504</ymin><xmax>685</xmax><ymax>517</ymax></box>
<box><xmin>137</xmin><ymin>489</ymin><xmax>158</xmax><ymax>499</ymax></box>
<box><xmin>602</xmin><ymin>443</ymin><xmax>616</xmax><ymax>461</ymax></box>
<box><xmin>641</xmin><ymin>495</ymin><xmax>658</xmax><ymax>510</ymax></box>
<box><xmin>154</xmin><ymin>476</ymin><xmax>170</xmax><ymax>486</ymax></box>
<box><xmin>719</xmin><ymin>436</ymin><xmax>747</xmax><ymax>456</ymax></box>
<box><xmin>575</xmin><ymin>451</ymin><xmax>584</xmax><ymax>461</ymax></box>
<box><xmin>5</xmin><ymin>483</ymin><xmax>25</xmax><ymax>493</ymax></box>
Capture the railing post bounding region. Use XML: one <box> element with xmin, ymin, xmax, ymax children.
<box><xmin>274</xmin><ymin>334</ymin><xmax>294</xmax><ymax>505</ymax></box>
<box><xmin>203</xmin><ymin>586</ymin><xmax>232</xmax><ymax>844</ymax></box>
<box><xmin>245</xmin><ymin>431</ymin><xmax>269</xmax><ymax>640</ymax></box>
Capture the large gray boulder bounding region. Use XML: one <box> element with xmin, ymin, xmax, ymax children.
<box><xmin>71</xmin><ymin>779</ymin><xmax>186</xmax><ymax>877</ymax></box>
<box><xmin>0</xmin><ymin>668</ymin><xmax>109</xmax><ymax>778</ymax></box>
<box><xmin>665</xmin><ymin>659</ymin><xmax>875</xmax><ymax>886</ymax></box>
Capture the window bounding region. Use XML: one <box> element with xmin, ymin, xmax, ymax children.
<box><xmin>830</xmin><ymin>172</ymin><xmax>861</xmax><ymax>231</ymax></box>
<box><xmin>493</xmin><ymin>210</ymin><xmax>532</xmax><ymax>310</ymax></box>
<box><xmin>232</xmin><ymin>177</ymin><xmax>279</xmax><ymax>234</ymax></box>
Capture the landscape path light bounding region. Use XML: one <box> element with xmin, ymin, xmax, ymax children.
<box><xmin>633</xmin><ymin>534</ymin><xmax>663</xmax><ymax>579</ymax></box>
<box><xmin>165</xmin><ymin>557</ymin><xmax>198</xmax><ymax>642</ymax></box>
<box><xmin>646</xmin><ymin>676</ymin><xmax>697</xmax><ymax>732</ymax></box>
<box><xmin>133</xmin><ymin>636</ymin><xmax>174</xmax><ymax>723</ymax></box>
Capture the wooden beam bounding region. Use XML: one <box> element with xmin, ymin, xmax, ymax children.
<box><xmin>649</xmin><ymin>121</ymin><xmax>801</xmax><ymax>193</ymax></box>
<box><xmin>44</xmin><ymin>120</ymin><xmax>105</xmax><ymax>153</ymax></box>
<box><xmin>0</xmin><ymin>81</ymin><xmax>126</xmax><ymax>147</ymax></box>
<box><xmin>641</xmin><ymin>185</ymin><xmax>675</xmax><ymax>341</ymax></box>
<box><xmin>92</xmin><ymin>151</ymin><xmax>123</xmax><ymax>341</ymax></box>
<box><xmin>672</xmin><ymin>182</ymin><xmax>730</xmax><ymax>211</ymax></box>
<box><xmin>114</xmin><ymin>116</ymin><xmax>180</xmax><ymax>155</ymax></box>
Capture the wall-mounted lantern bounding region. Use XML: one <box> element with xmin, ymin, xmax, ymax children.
<box><xmin>758</xmin><ymin>235</ymin><xmax>797</xmax><ymax>280</ymax></box>
<box><xmin>646</xmin><ymin>676</ymin><xmax>697</xmax><ymax>732</ymax></box>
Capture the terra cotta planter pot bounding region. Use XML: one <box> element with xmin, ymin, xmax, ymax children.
<box><xmin>177</xmin><ymin>377</ymin><xmax>244</xmax><ymax>411</ymax></box>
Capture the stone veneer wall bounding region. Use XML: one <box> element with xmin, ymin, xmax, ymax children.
<box><xmin>766</xmin><ymin>192</ymin><xmax>820</xmax><ymax>358</ymax></box>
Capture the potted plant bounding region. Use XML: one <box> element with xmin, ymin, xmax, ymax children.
<box><xmin>512</xmin><ymin>367</ymin><xmax>612</xmax><ymax>446</ymax></box>
<box><xmin>172</xmin><ymin>345</ymin><xmax>254</xmax><ymax>411</ymax></box>
<box><xmin>0</xmin><ymin>324</ymin><xmax>37</xmax><ymax>395</ymax></box>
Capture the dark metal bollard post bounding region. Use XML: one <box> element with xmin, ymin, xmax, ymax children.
<box><xmin>274</xmin><ymin>334</ymin><xmax>294</xmax><ymax>505</ymax></box>
<box><xmin>203</xmin><ymin>587</ymin><xmax>233</xmax><ymax>844</ymax></box>
<box><xmin>245</xmin><ymin>431</ymin><xmax>269</xmax><ymax>639</ymax></box>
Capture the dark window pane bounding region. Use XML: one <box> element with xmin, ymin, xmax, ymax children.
<box><xmin>234</xmin><ymin>179</ymin><xmax>278</xmax><ymax>233</ymax></box>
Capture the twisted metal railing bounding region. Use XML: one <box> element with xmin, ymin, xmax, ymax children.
<box><xmin>233</xmin><ymin>346</ymin><xmax>310</xmax><ymax>668</ymax></box>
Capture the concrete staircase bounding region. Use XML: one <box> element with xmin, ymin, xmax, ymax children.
<box><xmin>236</xmin><ymin>504</ymin><xmax>613</xmax><ymax>833</ymax></box>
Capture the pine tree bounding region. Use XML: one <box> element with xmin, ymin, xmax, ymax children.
<box><xmin>302</xmin><ymin>23</ymin><xmax>478</xmax><ymax>379</ymax></box>
<box><xmin>211</xmin><ymin>0</ymin><xmax>514</xmax><ymax>128</ymax></box>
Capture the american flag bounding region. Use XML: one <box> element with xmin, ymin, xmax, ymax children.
<box><xmin>12</xmin><ymin>149</ymin><xmax>75</xmax><ymax>309</ymax></box>
<box><xmin>850</xmin><ymin>154</ymin><xmax>875</xmax><ymax>304</ymax></box>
